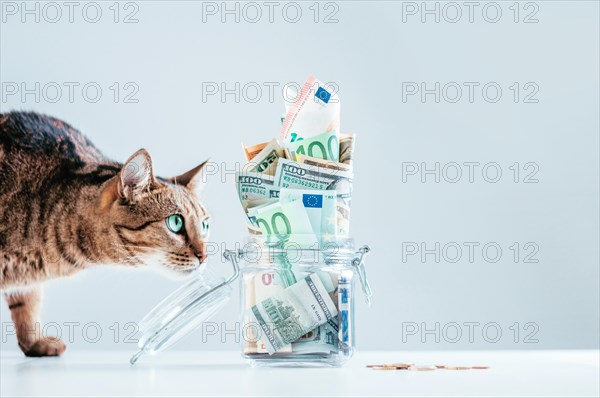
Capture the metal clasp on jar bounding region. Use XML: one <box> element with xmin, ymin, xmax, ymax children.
<box><xmin>351</xmin><ymin>245</ymin><xmax>373</xmax><ymax>305</ymax></box>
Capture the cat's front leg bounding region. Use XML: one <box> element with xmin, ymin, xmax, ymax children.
<box><xmin>4</xmin><ymin>287</ymin><xmax>66</xmax><ymax>357</ymax></box>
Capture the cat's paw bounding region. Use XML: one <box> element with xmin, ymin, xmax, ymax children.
<box><xmin>22</xmin><ymin>337</ymin><xmax>67</xmax><ymax>357</ymax></box>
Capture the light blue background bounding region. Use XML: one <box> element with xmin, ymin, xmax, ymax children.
<box><xmin>1</xmin><ymin>1</ymin><xmax>598</xmax><ymax>352</ymax></box>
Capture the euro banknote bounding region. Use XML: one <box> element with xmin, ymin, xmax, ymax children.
<box><xmin>286</xmin><ymin>130</ymin><xmax>339</xmax><ymax>162</ymax></box>
<box><xmin>279</xmin><ymin>188</ymin><xmax>337</xmax><ymax>242</ymax></box>
<box><xmin>279</xmin><ymin>76</ymin><xmax>340</xmax><ymax>145</ymax></box>
<box><xmin>251</xmin><ymin>199</ymin><xmax>318</xmax><ymax>247</ymax></box>
<box><xmin>242</xmin><ymin>141</ymin><xmax>268</xmax><ymax>161</ymax></box>
<box><xmin>244</xmin><ymin>139</ymin><xmax>287</xmax><ymax>176</ymax></box>
<box><xmin>274</xmin><ymin>158</ymin><xmax>353</xmax><ymax>236</ymax></box>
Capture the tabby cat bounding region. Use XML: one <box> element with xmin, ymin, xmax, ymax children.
<box><xmin>0</xmin><ymin>111</ymin><xmax>211</xmax><ymax>357</ymax></box>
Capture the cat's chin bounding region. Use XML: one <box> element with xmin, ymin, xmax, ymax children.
<box><xmin>150</xmin><ymin>263</ymin><xmax>204</xmax><ymax>280</ymax></box>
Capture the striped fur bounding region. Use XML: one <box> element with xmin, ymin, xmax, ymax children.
<box><xmin>0</xmin><ymin>111</ymin><xmax>211</xmax><ymax>356</ymax></box>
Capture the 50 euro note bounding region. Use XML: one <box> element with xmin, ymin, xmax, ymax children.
<box><xmin>242</xmin><ymin>141</ymin><xmax>268</xmax><ymax>161</ymax></box>
<box><xmin>243</xmin><ymin>139</ymin><xmax>287</xmax><ymax>176</ymax></box>
<box><xmin>274</xmin><ymin>158</ymin><xmax>353</xmax><ymax>237</ymax></box>
<box><xmin>279</xmin><ymin>76</ymin><xmax>340</xmax><ymax>145</ymax></box>
<box><xmin>248</xmin><ymin>273</ymin><xmax>338</xmax><ymax>355</ymax></box>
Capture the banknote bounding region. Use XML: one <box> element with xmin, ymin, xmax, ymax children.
<box><xmin>244</xmin><ymin>139</ymin><xmax>287</xmax><ymax>176</ymax></box>
<box><xmin>292</xmin><ymin>318</ymin><xmax>339</xmax><ymax>354</ymax></box>
<box><xmin>252</xmin><ymin>271</ymin><xmax>294</xmax><ymax>353</ymax></box>
<box><xmin>292</xmin><ymin>271</ymin><xmax>339</xmax><ymax>354</ymax></box>
<box><xmin>253</xmin><ymin>200</ymin><xmax>318</xmax><ymax>247</ymax></box>
<box><xmin>296</xmin><ymin>154</ymin><xmax>352</xmax><ymax>173</ymax></box>
<box><xmin>243</xmin><ymin>273</ymin><xmax>259</xmax><ymax>354</ymax></box>
<box><xmin>287</xmin><ymin>130</ymin><xmax>339</xmax><ymax>162</ymax></box>
<box><xmin>274</xmin><ymin>158</ymin><xmax>353</xmax><ymax>236</ymax></box>
<box><xmin>279</xmin><ymin>188</ymin><xmax>337</xmax><ymax>242</ymax></box>
<box><xmin>235</xmin><ymin>172</ymin><xmax>280</xmax><ymax>213</ymax></box>
<box><xmin>248</xmin><ymin>273</ymin><xmax>338</xmax><ymax>354</ymax></box>
<box><xmin>338</xmin><ymin>270</ymin><xmax>353</xmax><ymax>355</ymax></box>
<box><xmin>339</xmin><ymin>133</ymin><xmax>356</xmax><ymax>166</ymax></box>
<box><xmin>242</xmin><ymin>141</ymin><xmax>268</xmax><ymax>161</ymax></box>
<box><xmin>279</xmin><ymin>76</ymin><xmax>340</xmax><ymax>145</ymax></box>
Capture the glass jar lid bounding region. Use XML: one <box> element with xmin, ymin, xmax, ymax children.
<box><xmin>129</xmin><ymin>250</ymin><xmax>242</xmax><ymax>365</ymax></box>
<box><xmin>130</xmin><ymin>243</ymin><xmax>371</xmax><ymax>364</ymax></box>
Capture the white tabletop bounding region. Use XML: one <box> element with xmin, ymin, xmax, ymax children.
<box><xmin>1</xmin><ymin>350</ymin><xmax>598</xmax><ymax>397</ymax></box>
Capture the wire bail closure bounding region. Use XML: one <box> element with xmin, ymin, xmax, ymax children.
<box><xmin>352</xmin><ymin>245</ymin><xmax>373</xmax><ymax>306</ymax></box>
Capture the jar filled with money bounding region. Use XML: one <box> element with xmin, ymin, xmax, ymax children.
<box><xmin>232</xmin><ymin>235</ymin><xmax>372</xmax><ymax>367</ymax></box>
<box><xmin>129</xmin><ymin>237</ymin><xmax>371</xmax><ymax>367</ymax></box>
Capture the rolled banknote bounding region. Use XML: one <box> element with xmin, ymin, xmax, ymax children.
<box><xmin>296</xmin><ymin>154</ymin><xmax>352</xmax><ymax>173</ymax></box>
<box><xmin>338</xmin><ymin>270</ymin><xmax>353</xmax><ymax>355</ymax></box>
<box><xmin>339</xmin><ymin>133</ymin><xmax>356</xmax><ymax>166</ymax></box>
<box><xmin>248</xmin><ymin>273</ymin><xmax>338</xmax><ymax>354</ymax></box>
<box><xmin>244</xmin><ymin>139</ymin><xmax>287</xmax><ymax>176</ymax></box>
<box><xmin>279</xmin><ymin>76</ymin><xmax>340</xmax><ymax>145</ymax></box>
<box><xmin>287</xmin><ymin>130</ymin><xmax>339</xmax><ymax>162</ymax></box>
<box><xmin>242</xmin><ymin>141</ymin><xmax>269</xmax><ymax>161</ymax></box>
<box><xmin>235</xmin><ymin>172</ymin><xmax>280</xmax><ymax>213</ymax></box>
<box><xmin>274</xmin><ymin>158</ymin><xmax>353</xmax><ymax>236</ymax></box>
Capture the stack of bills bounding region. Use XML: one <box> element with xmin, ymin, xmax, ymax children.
<box><xmin>237</xmin><ymin>76</ymin><xmax>358</xmax><ymax>357</ymax></box>
<box><xmin>237</xmin><ymin>75</ymin><xmax>356</xmax><ymax>246</ymax></box>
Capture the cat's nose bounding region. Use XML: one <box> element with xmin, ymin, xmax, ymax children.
<box><xmin>194</xmin><ymin>250</ymin><xmax>207</xmax><ymax>264</ymax></box>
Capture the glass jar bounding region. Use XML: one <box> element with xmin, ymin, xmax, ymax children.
<box><xmin>228</xmin><ymin>236</ymin><xmax>371</xmax><ymax>367</ymax></box>
<box><xmin>130</xmin><ymin>236</ymin><xmax>371</xmax><ymax>368</ymax></box>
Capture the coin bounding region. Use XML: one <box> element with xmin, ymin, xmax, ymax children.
<box><xmin>444</xmin><ymin>366</ymin><xmax>471</xmax><ymax>370</ymax></box>
<box><xmin>408</xmin><ymin>365</ymin><xmax>437</xmax><ymax>371</ymax></box>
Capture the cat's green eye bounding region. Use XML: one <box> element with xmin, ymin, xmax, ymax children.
<box><xmin>200</xmin><ymin>219</ymin><xmax>210</xmax><ymax>238</ymax></box>
<box><xmin>166</xmin><ymin>214</ymin><xmax>184</xmax><ymax>234</ymax></box>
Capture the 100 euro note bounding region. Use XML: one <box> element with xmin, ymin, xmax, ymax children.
<box><xmin>248</xmin><ymin>273</ymin><xmax>338</xmax><ymax>355</ymax></box>
<box><xmin>286</xmin><ymin>130</ymin><xmax>339</xmax><ymax>163</ymax></box>
<box><xmin>251</xmin><ymin>199</ymin><xmax>319</xmax><ymax>247</ymax></box>
<box><xmin>274</xmin><ymin>158</ymin><xmax>353</xmax><ymax>237</ymax></box>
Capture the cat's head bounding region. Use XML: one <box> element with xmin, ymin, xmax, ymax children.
<box><xmin>99</xmin><ymin>149</ymin><xmax>211</xmax><ymax>276</ymax></box>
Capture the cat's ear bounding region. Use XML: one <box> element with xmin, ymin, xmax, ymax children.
<box><xmin>171</xmin><ymin>160</ymin><xmax>210</xmax><ymax>193</ymax></box>
<box><xmin>117</xmin><ymin>149</ymin><xmax>156</xmax><ymax>201</ymax></box>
